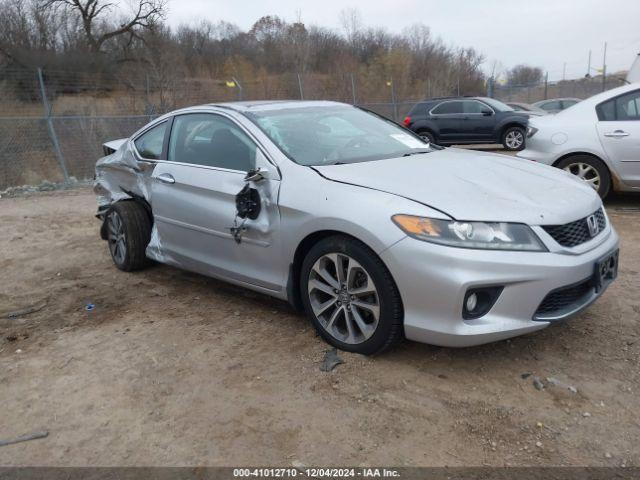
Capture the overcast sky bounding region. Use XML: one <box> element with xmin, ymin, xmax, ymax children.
<box><xmin>165</xmin><ymin>0</ymin><xmax>640</xmax><ymax>81</ymax></box>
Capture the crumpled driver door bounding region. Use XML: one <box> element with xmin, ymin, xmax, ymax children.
<box><xmin>149</xmin><ymin>149</ymin><xmax>282</xmax><ymax>291</ymax></box>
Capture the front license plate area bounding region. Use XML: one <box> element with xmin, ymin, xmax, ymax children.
<box><xmin>594</xmin><ymin>249</ymin><xmax>619</xmax><ymax>293</ymax></box>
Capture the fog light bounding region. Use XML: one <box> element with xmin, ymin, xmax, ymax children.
<box><xmin>465</xmin><ymin>293</ymin><xmax>478</xmax><ymax>312</ymax></box>
<box><xmin>463</xmin><ymin>287</ymin><xmax>503</xmax><ymax>320</ymax></box>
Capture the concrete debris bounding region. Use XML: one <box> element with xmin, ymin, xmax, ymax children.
<box><xmin>546</xmin><ymin>376</ymin><xmax>578</xmax><ymax>393</ymax></box>
<box><xmin>532</xmin><ymin>377</ymin><xmax>544</xmax><ymax>391</ymax></box>
<box><xmin>320</xmin><ymin>348</ymin><xmax>344</xmax><ymax>372</ymax></box>
<box><xmin>0</xmin><ymin>178</ymin><xmax>82</xmax><ymax>198</ymax></box>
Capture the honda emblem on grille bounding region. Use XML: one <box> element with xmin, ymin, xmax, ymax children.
<box><xmin>586</xmin><ymin>214</ymin><xmax>599</xmax><ymax>237</ymax></box>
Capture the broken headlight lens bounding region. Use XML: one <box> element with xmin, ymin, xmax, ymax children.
<box><xmin>392</xmin><ymin>215</ymin><xmax>547</xmax><ymax>251</ymax></box>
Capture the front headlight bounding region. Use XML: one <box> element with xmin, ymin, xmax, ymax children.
<box><xmin>526</xmin><ymin>126</ymin><xmax>538</xmax><ymax>138</ymax></box>
<box><xmin>392</xmin><ymin>215</ymin><xmax>547</xmax><ymax>251</ymax></box>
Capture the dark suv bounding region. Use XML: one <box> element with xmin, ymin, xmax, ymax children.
<box><xmin>403</xmin><ymin>97</ymin><xmax>529</xmax><ymax>151</ymax></box>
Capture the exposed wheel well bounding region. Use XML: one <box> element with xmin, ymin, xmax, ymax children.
<box><xmin>99</xmin><ymin>197</ymin><xmax>153</xmax><ymax>240</ymax></box>
<box><xmin>286</xmin><ymin>230</ymin><xmax>389</xmax><ymax>312</ymax></box>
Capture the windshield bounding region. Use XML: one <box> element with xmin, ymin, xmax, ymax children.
<box><xmin>244</xmin><ymin>105</ymin><xmax>431</xmax><ymax>166</ymax></box>
<box><xmin>481</xmin><ymin>98</ymin><xmax>514</xmax><ymax>112</ymax></box>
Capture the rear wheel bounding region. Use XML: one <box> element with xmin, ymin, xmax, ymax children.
<box><xmin>417</xmin><ymin>130</ymin><xmax>436</xmax><ymax>144</ymax></box>
<box><xmin>300</xmin><ymin>235</ymin><xmax>404</xmax><ymax>355</ymax></box>
<box><xmin>556</xmin><ymin>155</ymin><xmax>611</xmax><ymax>198</ymax></box>
<box><xmin>106</xmin><ymin>201</ymin><xmax>152</xmax><ymax>271</ymax></box>
<box><xmin>502</xmin><ymin>126</ymin><xmax>525</xmax><ymax>151</ymax></box>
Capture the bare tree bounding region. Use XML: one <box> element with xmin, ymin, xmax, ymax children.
<box><xmin>506</xmin><ymin>64</ymin><xmax>544</xmax><ymax>86</ymax></box>
<box><xmin>39</xmin><ymin>0</ymin><xmax>165</xmax><ymax>53</ymax></box>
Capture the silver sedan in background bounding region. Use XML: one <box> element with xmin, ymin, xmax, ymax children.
<box><xmin>533</xmin><ymin>97</ymin><xmax>582</xmax><ymax>113</ymax></box>
<box><xmin>95</xmin><ymin>101</ymin><xmax>619</xmax><ymax>355</ymax></box>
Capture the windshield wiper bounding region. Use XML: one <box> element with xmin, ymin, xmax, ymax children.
<box><xmin>402</xmin><ymin>150</ymin><xmax>431</xmax><ymax>157</ymax></box>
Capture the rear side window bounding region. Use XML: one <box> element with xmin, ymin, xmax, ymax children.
<box><xmin>462</xmin><ymin>101</ymin><xmax>489</xmax><ymax>114</ymax></box>
<box><xmin>134</xmin><ymin>121</ymin><xmax>167</xmax><ymax>159</ymax></box>
<box><xmin>431</xmin><ymin>101</ymin><xmax>463</xmax><ymax>115</ymax></box>
<box><xmin>597</xmin><ymin>99</ymin><xmax>616</xmax><ymax>121</ymax></box>
<box><xmin>597</xmin><ymin>90</ymin><xmax>640</xmax><ymax>121</ymax></box>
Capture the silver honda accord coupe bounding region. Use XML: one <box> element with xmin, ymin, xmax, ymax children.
<box><xmin>94</xmin><ymin>101</ymin><xmax>619</xmax><ymax>355</ymax></box>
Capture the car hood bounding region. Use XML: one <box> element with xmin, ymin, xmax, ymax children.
<box><xmin>314</xmin><ymin>148</ymin><xmax>601</xmax><ymax>225</ymax></box>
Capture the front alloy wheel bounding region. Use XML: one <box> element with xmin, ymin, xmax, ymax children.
<box><xmin>300</xmin><ymin>235</ymin><xmax>404</xmax><ymax>355</ymax></box>
<box><xmin>308</xmin><ymin>253</ymin><xmax>380</xmax><ymax>344</ymax></box>
<box><xmin>502</xmin><ymin>127</ymin><xmax>525</xmax><ymax>151</ymax></box>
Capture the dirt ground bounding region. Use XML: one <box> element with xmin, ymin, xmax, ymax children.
<box><xmin>0</xmin><ymin>186</ymin><xmax>639</xmax><ymax>467</ymax></box>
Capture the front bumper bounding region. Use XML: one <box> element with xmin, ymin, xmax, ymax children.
<box><xmin>379</xmin><ymin>228</ymin><xmax>619</xmax><ymax>347</ymax></box>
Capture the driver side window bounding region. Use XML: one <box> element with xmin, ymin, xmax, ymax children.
<box><xmin>168</xmin><ymin>113</ymin><xmax>257</xmax><ymax>171</ymax></box>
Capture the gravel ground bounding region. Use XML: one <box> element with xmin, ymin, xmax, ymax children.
<box><xmin>0</xmin><ymin>186</ymin><xmax>639</xmax><ymax>467</ymax></box>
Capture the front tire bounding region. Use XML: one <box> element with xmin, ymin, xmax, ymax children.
<box><xmin>105</xmin><ymin>201</ymin><xmax>152</xmax><ymax>271</ymax></box>
<box><xmin>502</xmin><ymin>126</ymin><xmax>525</xmax><ymax>151</ymax></box>
<box><xmin>556</xmin><ymin>155</ymin><xmax>611</xmax><ymax>198</ymax></box>
<box><xmin>300</xmin><ymin>235</ymin><xmax>404</xmax><ymax>355</ymax></box>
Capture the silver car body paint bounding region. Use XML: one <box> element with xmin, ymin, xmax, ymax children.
<box><xmin>518</xmin><ymin>83</ymin><xmax>640</xmax><ymax>192</ymax></box>
<box><xmin>95</xmin><ymin>101</ymin><xmax>619</xmax><ymax>347</ymax></box>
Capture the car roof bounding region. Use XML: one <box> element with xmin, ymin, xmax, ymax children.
<box><xmin>206</xmin><ymin>100</ymin><xmax>348</xmax><ymax>112</ymax></box>
<box><xmin>534</xmin><ymin>97</ymin><xmax>581</xmax><ymax>104</ymax></box>
<box><xmin>422</xmin><ymin>96</ymin><xmax>486</xmax><ymax>102</ymax></box>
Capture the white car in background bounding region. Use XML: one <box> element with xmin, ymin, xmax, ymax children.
<box><xmin>519</xmin><ymin>83</ymin><xmax>640</xmax><ymax>198</ymax></box>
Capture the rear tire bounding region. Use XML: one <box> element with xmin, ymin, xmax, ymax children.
<box><xmin>300</xmin><ymin>235</ymin><xmax>404</xmax><ymax>355</ymax></box>
<box><xmin>105</xmin><ymin>201</ymin><xmax>152</xmax><ymax>271</ymax></box>
<box><xmin>502</xmin><ymin>126</ymin><xmax>525</xmax><ymax>151</ymax></box>
<box><xmin>556</xmin><ymin>155</ymin><xmax>611</xmax><ymax>198</ymax></box>
<box><xmin>417</xmin><ymin>130</ymin><xmax>436</xmax><ymax>145</ymax></box>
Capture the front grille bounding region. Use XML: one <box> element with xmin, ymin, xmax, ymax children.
<box><xmin>534</xmin><ymin>278</ymin><xmax>593</xmax><ymax>318</ymax></box>
<box><xmin>542</xmin><ymin>208</ymin><xmax>606</xmax><ymax>247</ymax></box>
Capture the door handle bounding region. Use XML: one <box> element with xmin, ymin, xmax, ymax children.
<box><xmin>604</xmin><ymin>130</ymin><xmax>630</xmax><ymax>138</ymax></box>
<box><xmin>156</xmin><ymin>173</ymin><xmax>175</xmax><ymax>184</ymax></box>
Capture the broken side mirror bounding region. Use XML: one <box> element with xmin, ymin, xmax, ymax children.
<box><xmin>235</xmin><ymin>184</ymin><xmax>261</xmax><ymax>220</ymax></box>
<box><xmin>244</xmin><ymin>167</ymin><xmax>267</xmax><ymax>183</ymax></box>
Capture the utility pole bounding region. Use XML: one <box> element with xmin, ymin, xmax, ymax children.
<box><xmin>602</xmin><ymin>42</ymin><xmax>607</xmax><ymax>92</ymax></box>
<box><xmin>297</xmin><ymin>73</ymin><xmax>304</xmax><ymax>100</ymax></box>
<box><xmin>37</xmin><ymin>67</ymin><xmax>69</xmax><ymax>183</ymax></box>
<box><xmin>544</xmin><ymin>71</ymin><xmax>549</xmax><ymax>100</ymax></box>
<box><xmin>350</xmin><ymin>73</ymin><xmax>357</xmax><ymax>105</ymax></box>
<box><xmin>389</xmin><ymin>77</ymin><xmax>398</xmax><ymax>122</ymax></box>
<box><xmin>562</xmin><ymin>62</ymin><xmax>566</xmax><ymax>81</ymax></box>
<box><xmin>587</xmin><ymin>50</ymin><xmax>592</xmax><ymax>77</ymax></box>
<box><xmin>231</xmin><ymin>77</ymin><xmax>243</xmax><ymax>101</ymax></box>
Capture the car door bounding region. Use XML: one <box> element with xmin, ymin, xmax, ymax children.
<box><xmin>461</xmin><ymin>100</ymin><xmax>496</xmax><ymax>141</ymax></box>
<box><xmin>429</xmin><ymin>101</ymin><xmax>468</xmax><ymax>142</ymax></box>
<box><xmin>149</xmin><ymin>111</ymin><xmax>283</xmax><ymax>291</ymax></box>
<box><xmin>596</xmin><ymin>89</ymin><xmax>640</xmax><ymax>187</ymax></box>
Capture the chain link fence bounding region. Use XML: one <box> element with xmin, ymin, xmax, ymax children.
<box><xmin>491</xmin><ymin>76</ymin><xmax>628</xmax><ymax>104</ymax></box>
<box><xmin>0</xmin><ymin>66</ymin><xmax>630</xmax><ymax>190</ymax></box>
